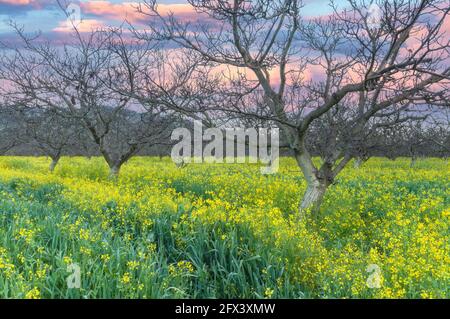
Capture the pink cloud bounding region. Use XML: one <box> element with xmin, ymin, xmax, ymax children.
<box><xmin>79</xmin><ymin>1</ymin><xmax>204</xmax><ymax>25</ymax></box>
<box><xmin>0</xmin><ymin>0</ymin><xmax>51</xmax><ymax>7</ymax></box>
<box><xmin>0</xmin><ymin>0</ymin><xmax>53</xmax><ymax>13</ymax></box>
<box><xmin>79</xmin><ymin>1</ymin><xmax>142</xmax><ymax>23</ymax></box>
<box><xmin>0</xmin><ymin>0</ymin><xmax>34</xmax><ymax>4</ymax></box>
<box><xmin>53</xmin><ymin>19</ymin><xmax>105</xmax><ymax>33</ymax></box>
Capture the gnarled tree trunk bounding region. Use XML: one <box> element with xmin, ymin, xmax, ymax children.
<box><xmin>294</xmin><ymin>147</ymin><xmax>351</xmax><ymax>220</ymax></box>
<box><xmin>295</xmin><ymin>149</ymin><xmax>330</xmax><ymax>219</ymax></box>
<box><xmin>299</xmin><ymin>180</ymin><xmax>328</xmax><ymax>215</ymax></box>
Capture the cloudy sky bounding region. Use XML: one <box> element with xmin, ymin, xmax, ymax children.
<box><xmin>0</xmin><ymin>1</ymin><xmax>447</xmax><ymax>83</ymax></box>
<box><xmin>0</xmin><ymin>0</ymin><xmax>349</xmax><ymax>35</ymax></box>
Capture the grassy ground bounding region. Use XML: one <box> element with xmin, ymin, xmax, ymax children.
<box><xmin>0</xmin><ymin>156</ymin><xmax>448</xmax><ymax>298</ymax></box>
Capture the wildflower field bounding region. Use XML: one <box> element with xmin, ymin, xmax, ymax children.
<box><xmin>0</xmin><ymin>156</ymin><xmax>448</xmax><ymax>299</ymax></box>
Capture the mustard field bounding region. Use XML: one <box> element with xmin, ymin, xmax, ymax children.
<box><xmin>0</xmin><ymin>157</ymin><xmax>448</xmax><ymax>299</ymax></box>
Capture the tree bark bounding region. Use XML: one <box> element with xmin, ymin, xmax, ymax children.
<box><xmin>354</xmin><ymin>157</ymin><xmax>363</xmax><ymax>168</ymax></box>
<box><xmin>299</xmin><ymin>180</ymin><xmax>328</xmax><ymax>218</ymax></box>
<box><xmin>410</xmin><ymin>156</ymin><xmax>417</xmax><ymax>168</ymax></box>
<box><xmin>49</xmin><ymin>157</ymin><xmax>60</xmax><ymax>172</ymax></box>
<box><xmin>109</xmin><ymin>164</ymin><xmax>122</xmax><ymax>179</ymax></box>
<box><xmin>294</xmin><ymin>150</ymin><xmax>329</xmax><ymax>219</ymax></box>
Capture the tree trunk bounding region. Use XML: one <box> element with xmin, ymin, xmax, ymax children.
<box><xmin>354</xmin><ymin>157</ymin><xmax>363</xmax><ymax>168</ymax></box>
<box><xmin>49</xmin><ymin>157</ymin><xmax>60</xmax><ymax>172</ymax></box>
<box><xmin>410</xmin><ymin>156</ymin><xmax>417</xmax><ymax>168</ymax></box>
<box><xmin>299</xmin><ymin>181</ymin><xmax>328</xmax><ymax>218</ymax></box>
<box><xmin>109</xmin><ymin>164</ymin><xmax>122</xmax><ymax>179</ymax></box>
<box><xmin>294</xmin><ymin>150</ymin><xmax>329</xmax><ymax>219</ymax></box>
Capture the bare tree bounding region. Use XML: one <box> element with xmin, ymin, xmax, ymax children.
<box><xmin>0</xmin><ymin>104</ymin><xmax>20</xmax><ymax>155</ymax></box>
<box><xmin>136</xmin><ymin>0</ymin><xmax>450</xmax><ymax>217</ymax></box>
<box><xmin>388</xmin><ymin>110</ymin><xmax>450</xmax><ymax>165</ymax></box>
<box><xmin>0</xmin><ymin>16</ymin><xmax>179</xmax><ymax>177</ymax></box>
<box><xmin>14</xmin><ymin>107</ymin><xmax>84</xmax><ymax>171</ymax></box>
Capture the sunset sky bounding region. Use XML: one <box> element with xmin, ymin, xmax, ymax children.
<box><xmin>0</xmin><ymin>0</ymin><xmax>349</xmax><ymax>35</ymax></box>
<box><xmin>0</xmin><ymin>0</ymin><xmax>447</xmax><ymax>85</ymax></box>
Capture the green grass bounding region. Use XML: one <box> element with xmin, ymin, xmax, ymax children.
<box><xmin>0</xmin><ymin>156</ymin><xmax>448</xmax><ymax>299</ymax></box>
